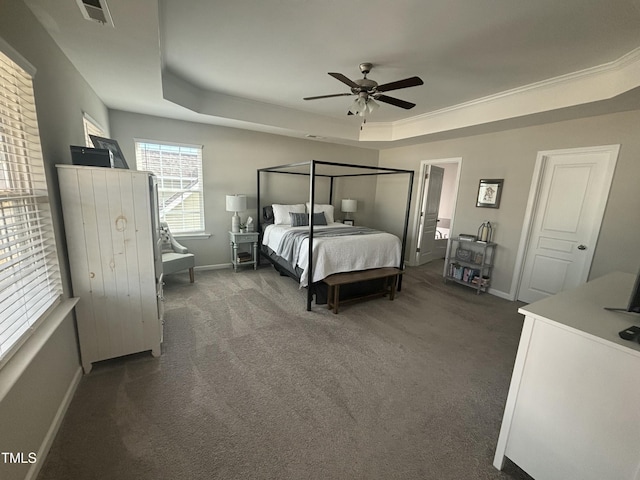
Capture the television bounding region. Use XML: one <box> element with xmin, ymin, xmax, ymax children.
<box><xmin>605</xmin><ymin>268</ymin><xmax>640</xmax><ymax>314</ymax></box>
<box><xmin>70</xmin><ymin>146</ymin><xmax>113</xmax><ymax>167</ymax></box>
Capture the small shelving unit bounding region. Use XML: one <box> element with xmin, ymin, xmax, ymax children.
<box><xmin>444</xmin><ymin>237</ymin><xmax>496</xmax><ymax>294</ymax></box>
<box><xmin>229</xmin><ymin>231</ymin><xmax>259</xmax><ymax>272</ymax></box>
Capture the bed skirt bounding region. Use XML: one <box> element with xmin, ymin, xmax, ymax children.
<box><xmin>259</xmin><ymin>245</ymin><xmax>387</xmax><ymax>306</ymax></box>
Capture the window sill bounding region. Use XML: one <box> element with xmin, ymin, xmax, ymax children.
<box><xmin>174</xmin><ymin>232</ymin><xmax>212</xmax><ymax>240</ymax></box>
<box><xmin>0</xmin><ymin>297</ymin><xmax>79</xmax><ymax>402</ymax></box>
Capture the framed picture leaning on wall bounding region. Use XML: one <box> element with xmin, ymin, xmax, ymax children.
<box><xmin>89</xmin><ymin>135</ymin><xmax>129</xmax><ymax>169</ymax></box>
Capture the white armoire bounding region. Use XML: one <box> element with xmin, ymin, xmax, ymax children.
<box><xmin>57</xmin><ymin>165</ymin><xmax>163</xmax><ymax>373</ymax></box>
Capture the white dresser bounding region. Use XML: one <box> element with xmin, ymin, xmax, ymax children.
<box><xmin>494</xmin><ymin>272</ymin><xmax>640</xmax><ymax>480</ymax></box>
<box><xmin>57</xmin><ymin>165</ymin><xmax>163</xmax><ymax>373</ymax></box>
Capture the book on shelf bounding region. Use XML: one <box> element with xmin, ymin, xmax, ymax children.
<box><xmin>472</xmin><ymin>276</ymin><xmax>490</xmax><ymax>287</ymax></box>
<box><xmin>236</xmin><ymin>252</ymin><xmax>252</xmax><ymax>263</ymax></box>
<box><xmin>449</xmin><ymin>263</ymin><xmax>481</xmax><ymax>284</ymax></box>
<box><xmin>453</xmin><ymin>265</ymin><xmax>463</xmax><ymax>280</ymax></box>
<box><xmin>458</xmin><ymin>234</ymin><xmax>477</xmax><ymax>241</ymax></box>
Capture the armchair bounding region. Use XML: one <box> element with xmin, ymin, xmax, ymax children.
<box><xmin>160</xmin><ymin>222</ymin><xmax>195</xmax><ymax>283</ymax></box>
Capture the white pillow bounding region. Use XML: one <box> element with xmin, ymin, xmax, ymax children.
<box><xmin>306</xmin><ymin>203</ymin><xmax>334</xmax><ymax>224</ymax></box>
<box><xmin>272</xmin><ymin>204</ymin><xmax>305</xmax><ymax>225</ymax></box>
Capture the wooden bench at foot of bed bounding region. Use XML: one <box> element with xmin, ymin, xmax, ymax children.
<box><xmin>323</xmin><ymin>267</ymin><xmax>404</xmax><ymax>314</ymax></box>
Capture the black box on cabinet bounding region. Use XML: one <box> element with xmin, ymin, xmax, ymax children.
<box><xmin>70</xmin><ymin>146</ymin><xmax>113</xmax><ymax>168</ymax></box>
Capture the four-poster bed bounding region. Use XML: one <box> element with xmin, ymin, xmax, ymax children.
<box><xmin>257</xmin><ymin>160</ymin><xmax>414</xmax><ymax>311</ymax></box>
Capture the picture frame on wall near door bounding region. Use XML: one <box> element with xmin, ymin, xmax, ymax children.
<box><xmin>476</xmin><ymin>179</ymin><xmax>503</xmax><ymax>208</ymax></box>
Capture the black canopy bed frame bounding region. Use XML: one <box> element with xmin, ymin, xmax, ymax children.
<box><xmin>257</xmin><ymin>160</ymin><xmax>414</xmax><ymax>311</ymax></box>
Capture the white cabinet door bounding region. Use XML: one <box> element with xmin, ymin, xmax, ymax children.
<box><xmin>504</xmin><ymin>318</ymin><xmax>640</xmax><ymax>480</ymax></box>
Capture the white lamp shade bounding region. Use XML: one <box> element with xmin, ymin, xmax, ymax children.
<box><xmin>226</xmin><ymin>194</ymin><xmax>247</xmax><ymax>212</ymax></box>
<box><xmin>349</xmin><ymin>93</ymin><xmax>378</xmax><ymax>117</ymax></box>
<box><xmin>341</xmin><ymin>199</ymin><xmax>357</xmax><ymax>213</ymax></box>
<box><xmin>366</xmin><ymin>98</ymin><xmax>379</xmax><ymax>114</ymax></box>
<box><xmin>348</xmin><ymin>98</ymin><xmax>363</xmax><ymax>115</ymax></box>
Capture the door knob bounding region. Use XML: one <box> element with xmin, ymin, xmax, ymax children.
<box><xmin>577</xmin><ymin>244</ymin><xmax>587</xmax><ymax>250</ymax></box>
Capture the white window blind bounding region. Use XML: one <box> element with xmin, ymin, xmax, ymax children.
<box><xmin>0</xmin><ymin>52</ymin><xmax>63</xmax><ymax>363</ymax></box>
<box><xmin>135</xmin><ymin>140</ymin><xmax>204</xmax><ymax>233</ymax></box>
<box><xmin>83</xmin><ymin>113</ymin><xmax>106</xmax><ymax>148</ymax></box>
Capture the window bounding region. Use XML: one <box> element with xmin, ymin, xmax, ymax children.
<box><xmin>0</xmin><ymin>51</ymin><xmax>63</xmax><ymax>363</ymax></box>
<box><xmin>82</xmin><ymin>113</ymin><xmax>106</xmax><ymax>148</ymax></box>
<box><xmin>135</xmin><ymin>140</ymin><xmax>204</xmax><ymax>233</ymax></box>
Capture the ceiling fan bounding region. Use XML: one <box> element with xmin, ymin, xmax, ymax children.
<box><xmin>303</xmin><ymin>63</ymin><xmax>424</xmax><ymax>117</ymax></box>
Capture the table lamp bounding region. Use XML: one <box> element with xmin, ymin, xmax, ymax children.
<box><xmin>226</xmin><ymin>194</ymin><xmax>247</xmax><ymax>233</ymax></box>
<box><xmin>341</xmin><ymin>199</ymin><xmax>357</xmax><ymax>221</ymax></box>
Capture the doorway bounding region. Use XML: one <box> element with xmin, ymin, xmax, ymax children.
<box><xmin>513</xmin><ymin>145</ymin><xmax>619</xmax><ymax>303</ymax></box>
<box><xmin>413</xmin><ymin>158</ymin><xmax>462</xmax><ymax>266</ymax></box>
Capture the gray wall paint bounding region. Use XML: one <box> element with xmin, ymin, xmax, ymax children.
<box><xmin>378</xmin><ymin>109</ymin><xmax>640</xmax><ymax>296</ymax></box>
<box><xmin>3</xmin><ymin>1</ymin><xmax>640</xmax><ymax>477</ymax></box>
<box><xmin>109</xmin><ymin>111</ymin><xmax>380</xmax><ymax>267</ymax></box>
<box><xmin>0</xmin><ymin>1</ymin><xmax>107</xmax><ymax>479</ymax></box>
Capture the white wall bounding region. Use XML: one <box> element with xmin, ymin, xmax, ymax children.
<box><xmin>109</xmin><ymin>111</ymin><xmax>380</xmax><ymax>268</ymax></box>
<box><xmin>0</xmin><ymin>1</ymin><xmax>109</xmax><ymax>479</ymax></box>
<box><xmin>377</xmin><ymin>109</ymin><xmax>640</xmax><ymax>297</ymax></box>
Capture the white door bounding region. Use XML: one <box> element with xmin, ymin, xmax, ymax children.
<box><xmin>517</xmin><ymin>146</ymin><xmax>619</xmax><ymax>303</ymax></box>
<box><xmin>416</xmin><ymin>165</ymin><xmax>444</xmax><ymax>265</ymax></box>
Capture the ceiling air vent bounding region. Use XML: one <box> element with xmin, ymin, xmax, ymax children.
<box><xmin>76</xmin><ymin>0</ymin><xmax>114</xmax><ymax>27</ymax></box>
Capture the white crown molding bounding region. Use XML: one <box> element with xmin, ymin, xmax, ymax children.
<box><xmin>360</xmin><ymin>47</ymin><xmax>640</xmax><ymax>142</ymax></box>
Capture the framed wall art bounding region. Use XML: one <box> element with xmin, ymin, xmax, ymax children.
<box><xmin>89</xmin><ymin>135</ymin><xmax>129</xmax><ymax>169</ymax></box>
<box><xmin>476</xmin><ymin>179</ymin><xmax>503</xmax><ymax>208</ymax></box>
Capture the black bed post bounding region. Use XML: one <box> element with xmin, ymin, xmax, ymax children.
<box><xmin>398</xmin><ymin>170</ymin><xmax>414</xmax><ymax>291</ymax></box>
<box><xmin>256</xmin><ymin>169</ymin><xmax>261</xmax><ymax>266</ymax></box>
<box><xmin>307</xmin><ymin>160</ymin><xmax>316</xmax><ymax>311</ymax></box>
<box><xmin>329</xmin><ymin>176</ymin><xmax>334</xmax><ymax>205</ymax></box>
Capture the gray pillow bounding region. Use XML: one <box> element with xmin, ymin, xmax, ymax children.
<box><xmin>289</xmin><ymin>212</ymin><xmax>308</xmax><ymax>226</ymax></box>
<box><xmin>289</xmin><ymin>212</ymin><xmax>327</xmax><ymax>227</ymax></box>
<box><xmin>263</xmin><ymin>205</ymin><xmax>274</xmax><ymax>225</ymax></box>
<box><xmin>312</xmin><ymin>212</ymin><xmax>327</xmax><ymax>225</ymax></box>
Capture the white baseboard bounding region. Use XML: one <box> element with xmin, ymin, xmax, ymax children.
<box><xmin>195</xmin><ymin>263</ymin><xmax>233</xmax><ymax>271</ymax></box>
<box><xmin>25</xmin><ymin>366</ymin><xmax>83</xmax><ymax>480</ymax></box>
<box><xmin>487</xmin><ymin>288</ymin><xmax>515</xmax><ymax>301</ymax></box>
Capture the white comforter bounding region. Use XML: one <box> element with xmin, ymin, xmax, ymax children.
<box><xmin>262</xmin><ymin>223</ymin><xmax>401</xmax><ymax>287</ymax></box>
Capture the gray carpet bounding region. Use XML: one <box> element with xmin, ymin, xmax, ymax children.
<box><xmin>37</xmin><ymin>260</ymin><xmax>532</xmax><ymax>480</ymax></box>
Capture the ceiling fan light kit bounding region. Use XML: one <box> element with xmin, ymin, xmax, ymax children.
<box><xmin>304</xmin><ymin>62</ymin><xmax>424</xmax><ymax>120</ymax></box>
<box><xmin>348</xmin><ymin>92</ymin><xmax>379</xmax><ymax>117</ymax></box>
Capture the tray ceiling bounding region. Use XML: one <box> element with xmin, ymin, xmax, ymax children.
<box><xmin>23</xmin><ymin>0</ymin><xmax>640</xmax><ymax>147</ymax></box>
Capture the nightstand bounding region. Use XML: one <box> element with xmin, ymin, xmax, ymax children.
<box><xmin>229</xmin><ymin>231</ymin><xmax>259</xmax><ymax>272</ymax></box>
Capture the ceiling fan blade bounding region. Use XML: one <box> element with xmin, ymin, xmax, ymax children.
<box><xmin>328</xmin><ymin>72</ymin><xmax>360</xmax><ymax>89</ymax></box>
<box><xmin>376</xmin><ymin>76</ymin><xmax>424</xmax><ymax>93</ymax></box>
<box><xmin>376</xmin><ymin>95</ymin><xmax>416</xmax><ymax>110</ymax></box>
<box><xmin>304</xmin><ymin>93</ymin><xmax>353</xmax><ymax>100</ymax></box>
